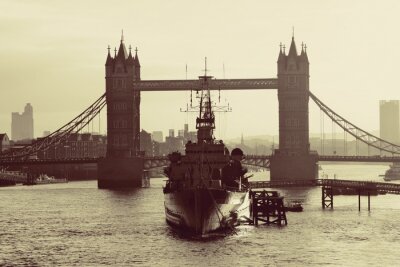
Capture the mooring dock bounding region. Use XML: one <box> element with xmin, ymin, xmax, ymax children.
<box><xmin>248</xmin><ymin>190</ymin><xmax>288</xmax><ymax>226</ymax></box>
<box><xmin>249</xmin><ymin>178</ymin><xmax>400</xmax><ymax>211</ymax></box>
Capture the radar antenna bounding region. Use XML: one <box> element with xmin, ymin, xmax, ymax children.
<box><xmin>180</xmin><ymin>57</ymin><xmax>232</xmax><ymax>143</ymax></box>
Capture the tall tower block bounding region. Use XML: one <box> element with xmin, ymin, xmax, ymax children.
<box><xmin>269</xmin><ymin>36</ymin><xmax>318</xmax><ymax>180</ymax></box>
<box><xmin>98</xmin><ymin>34</ymin><xmax>144</xmax><ymax>188</ymax></box>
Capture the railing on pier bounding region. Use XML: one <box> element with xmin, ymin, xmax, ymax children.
<box><xmin>249</xmin><ymin>179</ymin><xmax>400</xmax><ymax>195</ymax></box>
<box><xmin>318</xmin><ymin>155</ymin><xmax>400</xmax><ymax>162</ymax></box>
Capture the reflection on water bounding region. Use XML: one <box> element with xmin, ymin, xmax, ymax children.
<box><xmin>1</xmin><ymin>164</ymin><xmax>400</xmax><ymax>266</ymax></box>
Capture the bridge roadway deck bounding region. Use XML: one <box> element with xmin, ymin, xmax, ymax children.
<box><xmin>249</xmin><ymin>179</ymin><xmax>400</xmax><ymax>194</ymax></box>
<box><xmin>0</xmin><ymin>157</ymin><xmax>100</xmax><ymax>166</ymax></box>
<box><xmin>2</xmin><ymin>155</ymin><xmax>400</xmax><ymax>167</ymax></box>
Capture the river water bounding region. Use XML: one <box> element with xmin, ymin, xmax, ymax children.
<box><xmin>1</xmin><ymin>163</ymin><xmax>400</xmax><ymax>266</ymax></box>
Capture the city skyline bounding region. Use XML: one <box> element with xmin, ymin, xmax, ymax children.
<box><xmin>380</xmin><ymin>100</ymin><xmax>400</xmax><ymax>144</ymax></box>
<box><xmin>1</xmin><ymin>1</ymin><xmax>400</xmax><ymax>140</ymax></box>
<box><xmin>11</xmin><ymin>103</ymin><xmax>34</xmax><ymax>141</ymax></box>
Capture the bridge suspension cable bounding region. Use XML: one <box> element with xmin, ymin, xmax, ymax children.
<box><xmin>332</xmin><ymin>120</ymin><xmax>336</xmax><ymax>154</ymax></box>
<box><xmin>310</xmin><ymin>92</ymin><xmax>400</xmax><ymax>155</ymax></box>
<box><xmin>0</xmin><ymin>93</ymin><xmax>106</xmax><ymax>160</ymax></box>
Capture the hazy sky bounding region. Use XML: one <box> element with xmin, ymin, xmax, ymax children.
<box><xmin>1</xmin><ymin>0</ymin><xmax>399</xmax><ymax>140</ymax></box>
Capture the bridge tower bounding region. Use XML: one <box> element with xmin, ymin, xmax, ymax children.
<box><xmin>269</xmin><ymin>36</ymin><xmax>319</xmax><ymax>180</ymax></box>
<box><xmin>98</xmin><ymin>34</ymin><xmax>144</xmax><ymax>188</ymax></box>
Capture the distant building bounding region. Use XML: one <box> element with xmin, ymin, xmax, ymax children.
<box><xmin>92</xmin><ymin>134</ymin><xmax>107</xmax><ymax>157</ymax></box>
<box><xmin>187</xmin><ymin>131</ymin><xmax>197</xmax><ymax>142</ymax></box>
<box><xmin>152</xmin><ymin>131</ymin><xmax>163</xmax><ymax>143</ymax></box>
<box><xmin>230</xmin><ymin>134</ymin><xmax>251</xmax><ymax>154</ymax></box>
<box><xmin>11</xmin><ymin>103</ymin><xmax>34</xmax><ymax>141</ymax></box>
<box><xmin>36</xmin><ymin>133</ymin><xmax>107</xmax><ymax>159</ymax></box>
<box><xmin>81</xmin><ymin>133</ymin><xmax>94</xmax><ymax>158</ymax></box>
<box><xmin>140</xmin><ymin>129</ymin><xmax>153</xmax><ymax>156</ymax></box>
<box><xmin>165</xmin><ymin>135</ymin><xmax>184</xmax><ymax>154</ymax></box>
<box><xmin>380</xmin><ymin>100</ymin><xmax>400</xmax><ymax>144</ymax></box>
<box><xmin>152</xmin><ymin>141</ymin><xmax>160</xmax><ymax>156</ymax></box>
<box><xmin>184</xmin><ymin>124</ymin><xmax>189</xmax><ymax>138</ymax></box>
<box><xmin>150</xmin><ymin>125</ymin><xmax>197</xmax><ymax>156</ymax></box>
<box><xmin>0</xmin><ymin>133</ymin><xmax>10</xmax><ymax>153</ymax></box>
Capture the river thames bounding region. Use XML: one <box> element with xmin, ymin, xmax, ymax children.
<box><xmin>1</xmin><ymin>164</ymin><xmax>400</xmax><ymax>266</ymax></box>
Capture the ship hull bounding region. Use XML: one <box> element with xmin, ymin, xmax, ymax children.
<box><xmin>164</xmin><ymin>188</ymin><xmax>247</xmax><ymax>235</ymax></box>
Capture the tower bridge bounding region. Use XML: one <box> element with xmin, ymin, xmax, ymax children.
<box><xmin>97</xmin><ymin>34</ymin><xmax>316</xmax><ymax>187</ymax></box>
<box><xmin>2</xmin><ymin>34</ymin><xmax>400</xmax><ymax>188</ymax></box>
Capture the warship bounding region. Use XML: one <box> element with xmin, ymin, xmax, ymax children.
<box><xmin>163</xmin><ymin>65</ymin><xmax>248</xmax><ymax>236</ymax></box>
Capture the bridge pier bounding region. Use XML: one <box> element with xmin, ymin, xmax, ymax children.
<box><xmin>322</xmin><ymin>186</ymin><xmax>333</xmax><ymax>209</ymax></box>
<box><xmin>269</xmin><ymin>151</ymin><xmax>319</xmax><ymax>181</ymax></box>
<box><xmin>142</xmin><ymin>170</ymin><xmax>150</xmax><ymax>187</ymax></box>
<box><xmin>357</xmin><ymin>190</ymin><xmax>371</xmax><ymax>211</ymax></box>
<box><xmin>98</xmin><ymin>157</ymin><xmax>144</xmax><ymax>188</ymax></box>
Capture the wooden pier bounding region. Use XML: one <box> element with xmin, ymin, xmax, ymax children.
<box><xmin>249</xmin><ymin>190</ymin><xmax>287</xmax><ymax>226</ymax></box>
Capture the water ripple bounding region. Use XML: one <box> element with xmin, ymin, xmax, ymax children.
<box><xmin>1</xmin><ymin>175</ymin><xmax>400</xmax><ymax>266</ymax></box>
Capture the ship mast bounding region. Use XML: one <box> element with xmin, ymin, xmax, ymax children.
<box><xmin>196</xmin><ymin>57</ymin><xmax>215</xmax><ymax>143</ymax></box>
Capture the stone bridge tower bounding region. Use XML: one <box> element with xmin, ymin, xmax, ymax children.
<box><xmin>269</xmin><ymin>36</ymin><xmax>319</xmax><ymax>180</ymax></box>
<box><xmin>98</xmin><ymin>35</ymin><xmax>144</xmax><ymax>188</ymax></box>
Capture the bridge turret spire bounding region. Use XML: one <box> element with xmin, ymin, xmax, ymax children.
<box><xmin>299</xmin><ymin>43</ymin><xmax>309</xmax><ymax>63</ymax></box>
<box><xmin>134</xmin><ymin>47</ymin><xmax>141</xmax><ymax>67</ymax></box>
<box><xmin>105</xmin><ymin>45</ymin><xmax>114</xmax><ymax>66</ymax></box>
<box><xmin>278</xmin><ymin>42</ymin><xmax>286</xmax><ymax>62</ymax></box>
<box><xmin>127</xmin><ymin>45</ymin><xmax>134</xmax><ymax>65</ymax></box>
<box><xmin>134</xmin><ymin>47</ymin><xmax>141</xmax><ymax>80</ymax></box>
<box><xmin>288</xmin><ymin>36</ymin><xmax>298</xmax><ymax>57</ymax></box>
<box><xmin>117</xmin><ymin>40</ymin><xmax>128</xmax><ymax>59</ymax></box>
